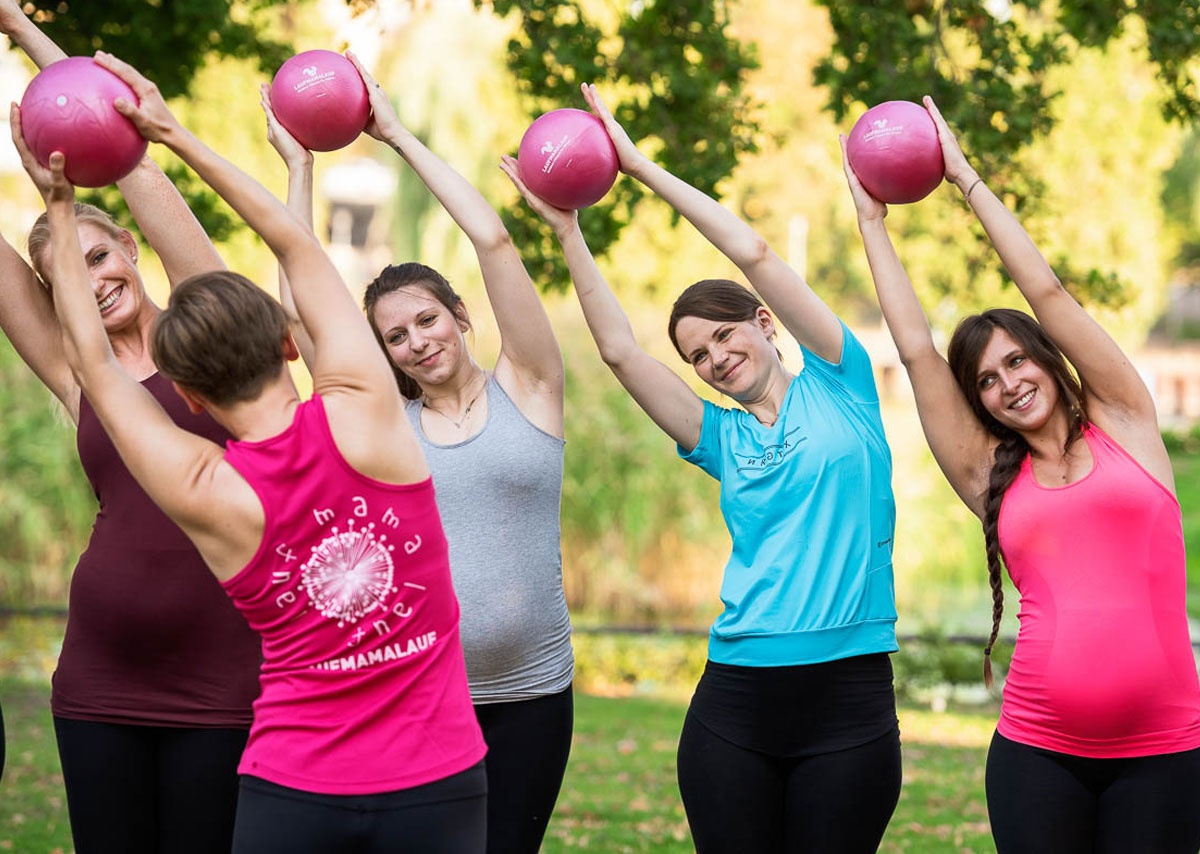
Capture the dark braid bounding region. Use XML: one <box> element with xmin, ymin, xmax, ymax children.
<box><xmin>980</xmin><ymin>434</ymin><xmax>1028</xmax><ymax>687</ymax></box>
<box><xmin>947</xmin><ymin>307</ymin><xmax>1089</xmax><ymax>687</ymax></box>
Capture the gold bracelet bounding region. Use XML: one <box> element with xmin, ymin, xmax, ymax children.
<box><xmin>964</xmin><ymin>177</ymin><xmax>984</xmax><ymax>202</ymax></box>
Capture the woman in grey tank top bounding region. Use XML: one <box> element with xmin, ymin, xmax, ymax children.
<box><xmin>264</xmin><ymin>57</ymin><xmax>574</xmax><ymax>854</ymax></box>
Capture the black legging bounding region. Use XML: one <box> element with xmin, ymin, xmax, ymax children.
<box><xmin>676</xmin><ymin>710</ymin><xmax>902</xmax><ymax>853</ymax></box>
<box><xmin>53</xmin><ymin>716</ymin><xmax>248</xmax><ymax>854</ymax></box>
<box><xmin>232</xmin><ymin>761</ymin><xmax>487</xmax><ymax>854</ymax></box>
<box><xmin>474</xmin><ymin>686</ymin><xmax>574</xmax><ymax>854</ymax></box>
<box><xmin>987</xmin><ymin>730</ymin><xmax>1200</xmax><ymax>854</ymax></box>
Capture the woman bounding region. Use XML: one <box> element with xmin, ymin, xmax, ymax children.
<box><xmin>16</xmin><ymin>52</ymin><xmax>488</xmax><ymax>854</ymax></box>
<box><xmin>263</xmin><ymin>57</ymin><xmax>573</xmax><ymax>854</ymax></box>
<box><xmin>503</xmin><ymin>83</ymin><xmax>902</xmax><ymax>853</ymax></box>
<box><xmin>0</xmin><ymin>8</ymin><xmax>260</xmax><ymax>852</ymax></box>
<box><xmin>842</xmin><ymin>95</ymin><xmax>1200</xmax><ymax>853</ymax></box>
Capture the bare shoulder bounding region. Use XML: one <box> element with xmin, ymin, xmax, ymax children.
<box><xmin>319</xmin><ymin>387</ymin><xmax>430</xmax><ymax>486</ymax></box>
<box><xmin>1088</xmin><ymin>410</ymin><xmax>1176</xmax><ymax>494</ymax></box>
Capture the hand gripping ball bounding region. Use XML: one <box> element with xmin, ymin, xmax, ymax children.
<box><xmin>846</xmin><ymin>100</ymin><xmax>944</xmax><ymax>204</ymax></box>
<box><xmin>19</xmin><ymin>57</ymin><xmax>148</xmax><ymax>188</ymax></box>
<box><xmin>517</xmin><ymin>108</ymin><xmax>619</xmax><ymax>210</ymax></box>
<box><xmin>269</xmin><ymin>50</ymin><xmax>371</xmax><ymax>152</ymax></box>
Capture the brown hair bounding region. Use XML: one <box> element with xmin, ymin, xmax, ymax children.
<box><xmin>947</xmin><ymin>308</ymin><xmax>1087</xmax><ymax>686</ymax></box>
<box><xmin>362</xmin><ymin>262</ymin><xmax>469</xmax><ymax>400</ymax></box>
<box><xmin>151</xmin><ymin>271</ymin><xmax>291</xmax><ymax>406</ymax></box>
<box><xmin>667</xmin><ymin>279</ymin><xmax>775</xmax><ymax>362</ymax></box>
<box><xmin>27</xmin><ymin>202</ymin><xmax>131</xmax><ymax>285</ymax></box>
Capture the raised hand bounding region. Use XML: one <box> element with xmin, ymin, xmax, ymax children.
<box><xmin>260</xmin><ymin>83</ymin><xmax>312</xmax><ymax>171</ymax></box>
<box><xmin>580</xmin><ymin>83</ymin><xmax>645</xmax><ymax>175</ymax></box>
<box><xmin>498</xmin><ymin>154</ymin><xmax>578</xmax><ymax>237</ymax></box>
<box><xmin>92</xmin><ymin>51</ymin><xmax>181</xmax><ymax>144</ymax></box>
<box><xmin>922</xmin><ymin>96</ymin><xmax>977</xmax><ymax>190</ymax></box>
<box><xmin>839</xmin><ymin>134</ymin><xmax>887</xmax><ymax>223</ymax></box>
<box><xmin>345</xmin><ymin>52</ymin><xmax>402</xmax><ymax>143</ymax></box>
<box><xmin>10</xmin><ymin>103</ymin><xmax>61</xmax><ymax>200</ymax></box>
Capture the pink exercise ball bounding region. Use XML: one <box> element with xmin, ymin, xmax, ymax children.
<box><xmin>517</xmin><ymin>108</ymin><xmax>618</xmax><ymax>210</ymax></box>
<box><xmin>270</xmin><ymin>50</ymin><xmax>370</xmax><ymax>152</ymax></box>
<box><xmin>19</xmin><ymin>57</ymin><xmax>148</xmax><ymax>188</ymax></box>
<box><xmin>846</xmin><ymin>100</ymin><xmax>944</xmax><ymax>204</ymax></box>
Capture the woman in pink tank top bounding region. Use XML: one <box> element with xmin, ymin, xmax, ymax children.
<box><xmin>13</xmin><ymin>52</ymin><xmax>485</xmax><ymax>853</ymax></box>
<box><xmin>0</xmin><ymin>8</ymin><xmax>263</xmax><ymax>852</ymax></box>
<box><xmin>842</xmin><ymin>98</ymin><xmax>1200</xmax><ymax>852</ymax></box>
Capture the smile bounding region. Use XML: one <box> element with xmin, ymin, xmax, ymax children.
<box><xmin>1010</xmin><ymin>389</ymin><xmax>1035</xmax><ymax>409</ymax></box>
<box><xmin>97</xmin><ymin>286</ymin><xmax>122</xmax><ymax>313</ymax></box>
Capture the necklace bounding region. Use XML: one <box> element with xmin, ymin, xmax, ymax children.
<box><xmin>422</xmin><ymin>375</ymin><xmax>487</xmax><ymax>429</ymax></box>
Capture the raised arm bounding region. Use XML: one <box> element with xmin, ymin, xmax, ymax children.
<box><xmin>96</xmin><ymin>52</ymin><xmax>390</xmax><ymax>397</ymax></box>
<box><xmin>260</xmin><ymin>83</ymin><xmax>316</xmax><ymax>367</ymax></box>
<box><xmin>0</xmin><ymin>216</ymin><xmax>77</xmax><ymax>414</ymax></box>
<box><xmin>580</xmin><ymin>83</ymin><xmax>843</xmax><ymax>363</ymax></box>
<box><xmin>501</xmin><ymin>155</ymin><xmax>703</xmax><ymax>450</ymax></box>
<box><xmin>351</xmin><ymin>55</ymin><xmax>563</xmax><ymax>434</ymax></box>
<box><xmin>840</xmin><ymin>134</ymin><xmax>994</xmax><ymax>517</ymax></box>
<box><xmin>924</xmin><ymin>98</ymin><xmax>1155</xmax><ymax>430</ymax></box>
<box><xmin>0</xmin><ymin>2</ymin><xmax>223</xmax><ymax>284</ymax></box>
<box><xmin>22</xmin><ymin>143</ymin><xmax>254</xmax><ymax>576</ymax></box>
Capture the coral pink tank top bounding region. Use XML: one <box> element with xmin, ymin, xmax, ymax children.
<box><xmin>221</xmin><ymin>396</ymin><xmax>485</xmax><ymax>794</ymax></box>
<box><xmin>997</xmin><ymin>423</ymin><xmax>1200</xmax><ymax>758</ymax></box>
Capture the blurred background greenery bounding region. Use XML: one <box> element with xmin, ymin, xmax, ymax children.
<box><xmin>0</xmin><ymin>0</ymin><xmax>1197</xmax><ymax>650</ymax></box>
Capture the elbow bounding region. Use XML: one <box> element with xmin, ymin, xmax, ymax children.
<box><xmin>733</xmin><ymin>235</ymin><xmax>773</xmax><ymax>271</ymax></box>
<box><xmin>474</xmin><ymin>222</ymin><xmax>516</xmax><ymax>255</ymax></box>
<box><xmin>596</xmin><ymin>337</ymin><xmax>638</xmax><ymax>373</ymax></box>
<box><xmin>897</xmin><ymin>340</ymin><xmax>941</xmax><ymax>372</ymax></box>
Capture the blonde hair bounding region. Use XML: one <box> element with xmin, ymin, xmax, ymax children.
<box><xmin>26</xmin><ymin>202</ymin><xmax>131</xmax><ymax>285</ymax></box>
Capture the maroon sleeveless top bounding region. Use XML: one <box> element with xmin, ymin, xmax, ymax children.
<box><xmin>51</xmin><ymin>372</ymin><xmax>261</xmax><ymax>727</ymax></box>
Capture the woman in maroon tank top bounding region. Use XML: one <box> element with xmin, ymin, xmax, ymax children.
<box><xmin>12</xmin><ymin>49</ymin><xmax>486</xmax><ymax>853</ymax></box>
<box><xmin>842</xmin><ymin>97</ymin><xmax>1200</xmax><ymax>852</ymax></box>
<box><xmin>0</xmin><ymin>6</ymin><xmax>260</xmax><ymax>852</ymax></box>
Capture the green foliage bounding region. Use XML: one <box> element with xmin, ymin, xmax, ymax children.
<box><xmin>486</xmin><ymin>0</ymin><xmax>759</xmax><ymax>289</ymax></box>
<box><xmin>81</xmin><ymin>158</ymin><xmax>243</xmax><ymax>245</ymax></box>
<box><xmin>812</xmin><ymin>0</ymin><xmax>1200</xmax><ymax>306</ymax></box>
<box><xmin>21</xmin><ymin>0</ymin><xmax>292</xmax><ymax>99</ymax></box>
<box><xmin>1163</xmin><ymin>128</ymin><xmax>1200</xmax><ymax>269</ymax></box>
<box><xmin>0</xmin><ymin>339</ymin><xmax>94</xmax><ymax>606</ymax></box>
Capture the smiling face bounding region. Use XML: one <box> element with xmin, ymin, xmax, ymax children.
<box><xmin>974</xmin><ymin>327</ymin><xmax>1062</xmax><ymax>434</ymax></box>
<box><xmin>673</xmin><ymin>307</ymin><xmax>779</xmax><ymax>399</ymax></box>
<box><xmin>370</xmin><ymin>283</ymin><xmax>472</xmax><ymax>389</ymax></box>
<box><xmin>39</xmin><ymin>221</ymin><xmax>152</xmax><ymax>338</ymax></box>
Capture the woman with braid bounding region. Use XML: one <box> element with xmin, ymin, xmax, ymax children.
<box><xmin>842</xmin><ymin>96</ymin><xmax>1200</xmax><ymax>853</ymax></box>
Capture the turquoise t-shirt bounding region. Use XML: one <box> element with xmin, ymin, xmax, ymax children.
<box><xmin>679</xmin><ymin>322</ymin><xmax>898</xmax><ymax>667</ymax></box>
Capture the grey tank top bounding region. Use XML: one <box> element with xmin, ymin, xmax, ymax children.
<box><xmin>406</xmin><ymin>375</ymin><xmax>573</xmax><ymax>702</ymax></box>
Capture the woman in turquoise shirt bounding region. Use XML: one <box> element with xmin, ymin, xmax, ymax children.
<box><xmin>502</xmin><ymin>84</ymin><xmax>901</xmax><ymax>853</ymax></box>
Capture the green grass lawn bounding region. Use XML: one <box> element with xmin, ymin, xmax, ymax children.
<box><xmin>1</xmin><ymin>675</ymin><xmax>998</xmax><ymax>854</ymax></box>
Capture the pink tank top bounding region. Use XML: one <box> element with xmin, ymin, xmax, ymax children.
<box><xmin>997</xmin><ymin>423</ymin><xmax>1200</xmax><ymax>758</ymax></box>
<box><xmin>221</xmin><ymin>395</ymin><xmax>485</xmax><ymax>794</ymax></box>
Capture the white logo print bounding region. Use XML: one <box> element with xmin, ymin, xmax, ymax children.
<box><xmin>303</xmin><ymin>65</ymin><xmax>318</xmax><ymax>77</ymax></box>
<box><xmin>301</xmin><ymin>520</ymin><xmax>396</xmax><ymax>627</ymax></box>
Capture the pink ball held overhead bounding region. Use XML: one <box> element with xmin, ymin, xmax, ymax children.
<box><xmin>846</xmin><ymin>100</ymin><xmax>944</xmax><ymax>205</ymax></box>
<box><xmin>517</xmin><ymin>108</ymin><xmax>618</xmax><ymax>210</ymax></box>
<box><xmin>19</xmin><ymin>56</ymin><xmax>148</xmax><ymax>188</ymax></box>
<box><xmin>269</xmin><ymin>50</ymin><xmax>371</xmax><ymax>152</ymax></box>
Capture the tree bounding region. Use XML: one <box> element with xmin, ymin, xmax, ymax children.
<box><xmin>19</xmin><ymin>0</ymin><xmax>292</xmax><ymax>99</ymax></box>
<box><xmin>7</xmin><ymin>0</ymin><xmax>759</xmax><ymax>287</ymax></box>
<box><xmin>811</xmin><ymin>0</ymin><xmax>1200</xmax><ymax>305</ymax></box>
<box><xmin>484</xmin><ymin>0</ymin><xmax>760</xmax><ymax>288</ymax></box>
